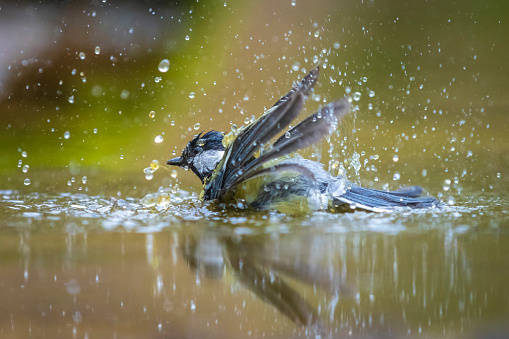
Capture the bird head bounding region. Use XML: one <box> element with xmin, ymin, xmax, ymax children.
<box><xmin>166</xmin><ymin>130</ymin><xmax>225</xmax><ymax>182</ymax></box>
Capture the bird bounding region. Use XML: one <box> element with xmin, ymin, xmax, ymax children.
<box><xmin>166</xmin><ymin>66</ymin><xmax>439</xmax><ymax>214</ymax></box>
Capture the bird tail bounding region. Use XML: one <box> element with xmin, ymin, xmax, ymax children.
<box><xmin>333</xmin><ymin>185</ymin><xmax>439</xmax><ymax>212</ymax></box>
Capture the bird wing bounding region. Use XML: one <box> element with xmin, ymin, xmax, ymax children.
<box><xmin>203</xmin><ymin>67</ymin><xmax>320</xmax><ymax>200</ymax></box>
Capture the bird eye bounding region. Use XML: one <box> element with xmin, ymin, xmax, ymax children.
<box><xmin>193</xmin><ymin>147</ymin><xmax>203</xmax><ymax>155</ymax></box>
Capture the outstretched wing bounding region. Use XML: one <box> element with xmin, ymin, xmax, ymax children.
<box><xmin>203</xmin><ymin>67</ymin><xmax>320</xmax><ymax>200</ymax></box>
<box><xmin>229</xmin><ymin>97</ymin><xmax>351</xmax><ymax>190</ymax></box>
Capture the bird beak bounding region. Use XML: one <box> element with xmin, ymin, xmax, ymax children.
<box><xmin>166</xmin><ymin>157</ymin><xmax>184</xmax><ymax>166</ymax></box>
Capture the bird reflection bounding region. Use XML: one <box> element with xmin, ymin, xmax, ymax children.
<box><xmin>179</xmin><ymin>224</ymin><xmax>355</xmax><ymax>332</ymax></box>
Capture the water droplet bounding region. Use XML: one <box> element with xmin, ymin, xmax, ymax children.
<box><xmin>392</xmin><ymin>155</ymin><xmax>399</xmax><ymax>162</ymax></box>
<box><xmin>171</xmin><ymin>184</ymin><xmax>180</xmax><ymax>193</ymax></box>
<box><xmin>158</xmin><ymin>59</ymin><xmax>170</xmax><ymax>73</ymax></box>
<box><xmin>149</xmin><ymin>111</ymin><xmax>156</xmax><ymax>119</ymax></box>
<box><xmin>171</xmin><ymin>170</ymin><xmax>178</xmax><ymax>179</ymax></box>
<box><xmin>144</xmin><ymin>167</ymin><xmax>154</xmax><ymax>180</ymax></box>
<box><xmin>285</xmin><ymin>131</ymin><xmax>291</xmax><ymax>138</ymax></box>
<box><xmin>393</xmin><ymin>173</ymin><xmax>400</xmax><ymax>181</ymax></box>
<box><xmin>120</xmin><ymin>89</ymin><xmax>130</xmax><ymax>99</ymax></box>
<box><xmin>154</xmin><ymin>135</ymin><xmax>163</xmax><ymax>143</ymax></box>
<box><xmin>185</xmin><ymin>35</ymin><xmax>190</xmax><ymax>41</ymax></box>
<box><xmin>68</xmin><ymin>95</ymin><xmax>74</xmax><ymax>104</ymax></box>
<box><xmin>150</xmin><ymin>160</ymin><xmax>160</xmax><ymax>170</ymax></box>
<box><xmin>422</xmin><ymin>169</ymin><xmax>427</xmax><ymax>177</ymax></box>
<box><xmin>292</xmin><ymin>62</ymin><xmax>300</xmax><ymax>71</ymax></box>
<box><xmin>22</xmin><ymin>165</ymin><xmax>29</xmax><ymax>173</ymax></box>
<box><xmin>154</xmin><ymin>76</ymin><xmax>162</xmax><ymax>83</ymax></box>
<box><xmin>79</xmin><ymin>52</ymin><xmax>86</xmax><ymax>60</ymax></box>
<box><xmin>64</xmin><ymin>131</ymin><xmax>71</xmax><ymax>139</ymax></box>
<box><xmin>352</xmin><ymin>92</ymin><xmax>361</xmax><ymax>101</ymax></box>
<box><xmin>443</xmin><ymin>179</ymin><xmax>451</xmax><ymax>191</ymax></box>
<box><xmin>291</xmin><ymin>0</ymin><xmax>296</xmax><ymax>6</ymax></box>
<box><xmin>189</xmin><ymin>92</ymin><xmax>195</xmax><ymax>99</ymax></box>
<box><xmin>369</xmin><ymin>90</ymin><xmax>375</xmax><ymax>98</ymax></box>
<box><xmin>314</xmin><ymin>31</ymin><xmax>320</xmax><ymax>38</ymax></box>
<box><xmin>333</xmin><ymin>42</ymin><xmax>340</xmax><ymax>49</ymax></box>
<box><xmin>193</xmin><ymin>123</ymin><xmax>201</xmax><ymax>130</ymax></box>
<box><xmin>24</xmin><ymin>178</ymin><xmax>31</xmax><ymax>186</ymax></box>
<box><xmin>82</xmin><ymin>176</ymin><xmax>88</xmax><ymax>184</ymax></box>
<box><xmin>21</xmin><ymin>151</ymin><xmax>27</xmax><ymax>158</ymax></box>
<box><xmin>94</xmin><ymin>46</ymin><xmax>101</xmax><ymax>55</ymax></box>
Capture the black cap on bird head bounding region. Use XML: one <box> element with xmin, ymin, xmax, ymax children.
<box><xmin>166</xmin><ymin>130</ymin><xmax>225</xmax><ymax>182</ymax></box>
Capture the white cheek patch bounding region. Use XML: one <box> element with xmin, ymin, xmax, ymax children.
<box><xmin>193</xmin><ymin>150</ymin><xmax>224</xmax><ymax>174</ymax></box>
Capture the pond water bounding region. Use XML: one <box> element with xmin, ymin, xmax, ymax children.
<box><xmin>1</xmin><ymin>190</ymin><xmax>508</xmax><ymax>338</ymax></box>
<box><xmin>1</xmin><ymin>1</ymin><xmax>508</xmax><ymax>338</ymax></box>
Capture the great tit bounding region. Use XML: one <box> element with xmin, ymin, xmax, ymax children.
<box><xmin>167</xmin><ymin>66</ymin><xmax>438</xmax><ymax>214</ymax></box>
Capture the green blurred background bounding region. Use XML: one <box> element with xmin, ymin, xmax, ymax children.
<box><xmin>1</xmin><ymin>0</ymin><xmax>508</xmax><ymax>200</ymax></box>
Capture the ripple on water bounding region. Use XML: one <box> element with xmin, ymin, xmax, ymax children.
<box><xmin>0</xmin><ymin>191</ymin><xmax>507</xmax><ymax>233</ymax></box>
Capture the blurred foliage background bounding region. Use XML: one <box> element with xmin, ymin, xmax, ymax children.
<box><xmin>1</xmin><ymin>0</ymin><xmax>507</xmax><ymax>200</ymax></box>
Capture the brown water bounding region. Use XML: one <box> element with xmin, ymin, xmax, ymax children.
<box><xmin>1</xmin><ymin>1</ymin><xmax>508</xmax><ymax>338</ymax></box>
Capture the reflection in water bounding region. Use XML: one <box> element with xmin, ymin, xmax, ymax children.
<box><xmin>0</xmin><ymin>192</ymin><xmax>509</xmax><ymax>337</ymax></box>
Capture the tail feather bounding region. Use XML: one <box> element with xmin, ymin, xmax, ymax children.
<box><xmin>333</xmin><ymin>186</ymin><xmax>439</xmax><ymax>212</ymax></box>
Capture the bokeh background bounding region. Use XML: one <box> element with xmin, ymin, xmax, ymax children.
<box><xmin>1</xmin><ymin>1</ymin><xmax>509</xmax><ymax>338</ymax></box>
<box><xmin>1</xmin><ymin>0</ymin><xmax>507</xmax><ymax>200</ymax></box>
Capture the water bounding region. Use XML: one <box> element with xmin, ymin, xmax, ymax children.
<box><xmin>0</xmin><ymin>189</ymin><xmax>508</xmax><ymax>337</ymax></box>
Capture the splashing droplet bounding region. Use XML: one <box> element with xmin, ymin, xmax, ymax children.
<box><xmin>189</xmin><ymin>92</ymin><xmax>195</xmax><ymax>99</ymax></box>
<box><xmin>193</xmin><ymin>123</ymin><xmax>201</xmax><ymax>130</ymax></box>
<box><xmin>24</xmin><ymin>178</ymin><xmax>31</xmax><ymax>186</ymax></box>
<box><xmin>393</xmin><ymin>173</ymin><xmax>400</xmax><ymax>181</ymax></box>
<box><xmin>149</xmin><ymin>111</ymin><xmax>156</xmax><ymax>119</ymax></box>
<box><xmin>158</xmin><ymin>59</ymin><xmax>170</xmax><ymax>72</ymax></box>
<box><xmin>352</xmin><ymin>92</ymin><xmax>361</xmax><ymax>101</ymax></box>
<box><xmin>144</xmin><ymin>167</ymin><xmax>154</xmax><ymax>180</ymax></box>
<box><xmin>154</xmin><ymin>135</ymin><xmax>163</xmax><ymax>143</ymax></box>
<box><xmin>150</xmin><ymin>160</ymin><xmax>160</xmax><ymax>170</ymax></box>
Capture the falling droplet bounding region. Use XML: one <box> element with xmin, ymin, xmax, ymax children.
<box><xmin>68</xmin><ymin>95</ymin><xmax>74</xmax><ymax>104</ymax></box>
<box><xmin>79</xmin><ymin>52</ymin><xmax>86</xmax><ymax>60</ymax></box>
<box><xmin>171</xmin><ymin>170</ymin><xmax>178</xmax><ymax>179</ymax></box>
<box><xmin>291</xmin><ymin>0</ymin><xmax>296</xmax><ymax>6</ymax></box>
<box><xmin>369</xmin><ymin>90</ymin><xmax>375</xmax><ymax>98</ymax></box>
<box><xmin>189</xmin><ymin>92</ymin><xmax>195</xmax><ymax>99</ymax></box>
<box><xmin>150</xmin><ymin>160</ymin><xmax>160</xmax><ymax>170</ymax></box>
<box><xmin>22</xmin><ymin>165</ymin><xmax>29</xmax><ymax>173</ymax></box>
<box><xmin>292</xmin><ymin>62</ymin><xmax>300</xmax><ymax>71</ymax></box>
<box><xmin>120</xmin><ymin>89</ymin><xmax>130</xmax><ymax>99</ymax></box>
<box><xmin>82</xmin><ymin>176</ymin><xmax>88</xmax><ymax>184</ymax></box>
<box><xmin>158</xmin><ymin>59</ymin><xmax>170</xmax><ymax>72</ymax></box>
<box><xmin>149</xmin><ymin>111</ymin><xmax>156</xmax><ymax>119</ymax></box>
<box><xmin>393</xmin><ymin>173</ymin><xmax>400</xmax><ymax>181</ymax></box>
<box><xmin>64</xmin><ymin>131</ymin><xmax>70</xmax><ymax>139</ymax></box>
<box><xmin>353</xmin><ymin>92</ymin><xmax>361</xmax><ymax>101</ymax></box>
<box><xmin>24</xmin><ymin>178</ymin><xmax>31</xmax><ymax>186</ymax></box>
<box><xmin>21</xmin><ymin>151</ymin><xmax>27</xmax><ymax>158</ymax></box>
<box><xmin>94</xmin><ymin>46</ymin><xmax>101</xmax><ymax>55</ymax></box>
<box><xmin>144</xmin><ymin>167</ymin><xmax>154</xmax><ymax>180</ymax></box>
<box><xmin>193</xmin><ymin>123</ymin><xmax>201</xmax><ymax>130</ymax></box>
<box><xmin>154</xmin><ymin>135</ymin><xmax>163</xmax><ymax>143</ymax></box>
<box><xmin>392</xmin><ymin>155</ymin><xmax>399</xmax><ymax>162</ymax></box>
